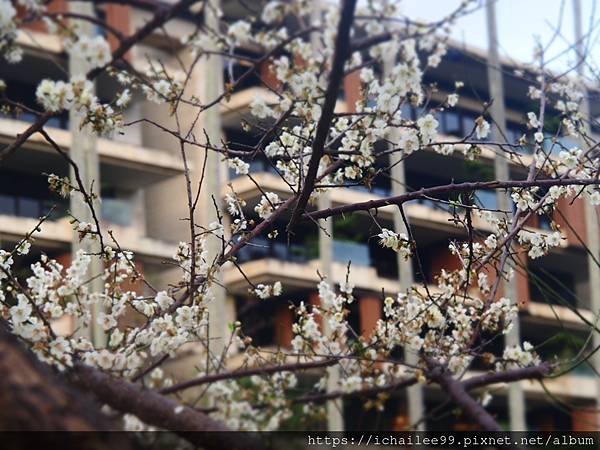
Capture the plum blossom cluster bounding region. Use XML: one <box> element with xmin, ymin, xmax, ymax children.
<box><xmin>65</xmin><ymin>35</ymin><xmax>111</xmax><ymax>73</ymax></box>
<box><xmin>0</xmin><ymin>238</ymin><xmax>219</xmax><ymax>389</ymax></box>
<box><xmin>377</xmin><ymin>228</ymin><xmax>412</xmax><ymax>258</ymax></box>
<box><xmin>204</xmin><ymin>370</ymin><xmax>297</xmax><ymax>431</ymax></box>
<box><xmin>234</xmin><ymin>2</ymin><xmax>466</xmax><ymax>198</ymax></box>
<box><xmin>0</xmin><ymin>0</ymin><xmax>25</xmax><ymax>63</ymax></box>
<box><xmin>497</xmin><ymin>342</ymin><xmax>541</xmax><ymax>371</ymax></box>
<box><xmin>35</xmin><ymin>75</ymin><xmax>123</xmax><ymax>135</ymax></box>
<box><xmin>253</xmin><ymin>281</ymin><xmax>283</xmax><ymax>299</ymax></box>
<box><xmin>517</xmin><ymin>229</ymin><xmax>562</xmax><ymax>259</ymax></box>
<box><xmin>254</xmin><ymin>192</ymin><xmax>281</xmax><ymax>219</ymax></box>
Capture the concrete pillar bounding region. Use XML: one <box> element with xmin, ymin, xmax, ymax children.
<box><xmin>389</xmin><ymin>149</ymin><xmax>426</xmax><ymax>430</ymax></box>
<box><xmin>52</xmin><ymin>252</ymin><xmax>75</xmax><ymax>335</ymax></box>
<box><xmin>485</xmin><ymin>0</ymin><xmax>527</xmax><ymax>430</ymax></box>
<box><xmin>69</xmin><ymin>1</ymin><xmax>104</xmax><ymax>347</ymax></box>
<box><xmin>318</xmin><ymin>193</ymin><xmax>344</xmax><ymax>431</ymax></box>
<box><xmin>376</xmin><ymin>2</ymin><xmax>427</xmax><ymax>424</ymax></box>
<box><xmin>308</xmin><ymin>282</ymin><xmax>344</xmax><ymax>430</ymax></box>
<box><xmin>573</xmin><ymin>0</ymin><xmax>600</xmax><ymax>416</ymax></box>
<box><xmin>196</xmin><ymin>0</ymin><xmax>227</xmax><ymax>359</ymax></box>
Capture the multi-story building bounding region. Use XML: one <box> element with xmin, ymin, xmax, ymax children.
<box><xmin>1</xmin><ymin>0</ymin><xmax>598</xmax><ymax>432</ymax></box>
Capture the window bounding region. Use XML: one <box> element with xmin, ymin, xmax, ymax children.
<box><xmin>0</xmin><ymin>194</ymin><xmax>15</xmax><ymax>215</ymax></box>
<box><xmin>401</xmin><ymin>102</ymin><xmax>413</xmax><ymax>120</ymax></box>
<box><xmin>9</xmin><ymin>80</ymin><xmax>69</xmax><ymax>129</ymax></box>
<box><xmin>529</xmin><ymin>267</ymin><xmax>578</xmax><ymax>308</ymax></box>
<box><xmin>19</xmin><ymin>197</ymin><xmax>40</xmax><ymax>218</ymax></box>
<box><xmin>475</xmin><ymin>189</ymin><xmax>498</xmax><ymax>210</ymax></box>
<box><xmin>506</xmin><ymin>126</ymin><xmax>521</xmax><ymax>144</ymax></box>
<box><xmin>0</xmin><ymin>170</ymin><xmax>68</xmax><ymax>220</ymax></box>
<box><xmin>442</xmin><ymin>110</ymin><xmax>461</xmax><ymax>136</ymax></box>
<box><xmin>462</xmin><ymin>113</ymin><xmax>476</xmax><ymax>136</ymax></box>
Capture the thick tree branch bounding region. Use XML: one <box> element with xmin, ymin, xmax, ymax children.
<box><xmin>462</xmin><ymin>363</ymin><xmax>552</xmax><ymax>392</ymax></box>
<box><xmin>430</xmin><ymin>365</ymin><xmax>502</xmax><ymax>432</ymax></box>
<box><xmin>0</xmin><ymin>325</ymin><xmax>131</xmax><ymax>450</ymax></box>
<box><xmin>70</xmin><ymin>363</ymin><xmax>266</xmax><ymax>450</ymax></box>
<box><xmin>286</xmin><ymin>0</ymin><xmax>357</xmax><ymax>233</ymax></box>
<box><xmin>303</xmin><ymin>177</ymin><xmax>600</xmax><ymax>221</ymax></box>
<box><xmin>161</xmin><ymin>358</ymin><xmax>337</xmax><ymax>395</ymax></box>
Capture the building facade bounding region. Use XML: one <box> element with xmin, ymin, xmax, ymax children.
<box><xmin>1</xmin><ymin>0</ymin><xmax>599</xmax><ymax>431</ymax></box>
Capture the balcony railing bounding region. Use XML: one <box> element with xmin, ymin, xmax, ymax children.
<box><xmin>0</xmin><ymin>193</ymin><xmax>135</xmax><ymax>228</ymax></box>
<box><xmin>236</xmin><ymin>237</ymin><xmax>374</xmax><ymax>268</ymax></box>
<box><xmin>101</xmin><ymin>198</ymin><xmax>133</xmax><ymax>227</ymax></box>
<box><xmin>347</xmin><ymin>184</ymin><xmax>391</xmax><ymax>197</ymax></box>
<box><xmin>236</xmin><ymin>236</ymin><xmax>315</xmax><ymax>263</ymax></box>
<box><xmin>333</xmin><ymin>240</ymin><xmax>371</xmax><ymax>267</ymax></box>
<box><xmin>0</xmin><ymin>194</ymin><xmax>67</xmax><ymax>220</ymax></box>
<box><xmin>406</xmin><ymin>189</ymin><xmax>498</xmax><ymax>213</ymax></box>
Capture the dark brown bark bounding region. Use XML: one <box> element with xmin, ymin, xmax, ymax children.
<box><xmin>429</xmin><ymin>364</ymin><xmax>502</xmax><ymax>432</ymax></box>
<box><xmin>0</xmin><ymin>325</ymin><xmax>133</xmax><ymax>450</ymax></box>
<box><xmin>286</xmin><ymin>0</ymin><xmax>358</xmax><ymax>233</ymax></box>
<box><xmin>463</xmin><ymin>363</ymin><xmax>552</xmax><ymax>392</ymax></box>
<box><xmin>160</xmin><ymin>358</ymin><xmax>337</xmax><ymax>395</ymax></box>
<box><xmin>303</xmin><ymin>177</ymin><xmax>600</xmax><ymax>221</ymax></box>
<box><xmin>70</xmin><ymin>363</ymin><xmax>267</xmax><ymax>450</ymax></box>
<box><xmin>0</xmin><ymin>325</ymin><xmax>111</xmax><ymax>431</ymax></box>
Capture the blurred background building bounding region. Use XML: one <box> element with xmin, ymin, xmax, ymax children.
<box><xmin>1</xmin><ymin>0</ymin><xmax>599</xmax><ymax>432</ymax></box>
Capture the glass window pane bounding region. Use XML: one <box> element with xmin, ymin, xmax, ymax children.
<box><xmin>0</xmin><ymin>194</ymin><xmax>15</xmax><ymax>215</ymax></box>
<box><xmin>401</xmin><ymin>103</ymin><xmax>413</xmax><ymax>120</ymax></box>
<box><xmin>101</xmin><ymin>198</ymin><xmax>132</xmax><ymax>226</ymax></box>
<box><xmin>462</xmin><ymin>114</ymin><xmax>475</xmax><ymax>136</ymax></box>
<box><xmin>18</xmin><ymin>197</ymin><xmax>40</xmax><ymax>218</ymax></box>
<box><xmin>475</xmin><ymin>190</ymin><xmax>498</xmax><ymax>210</ymax></box>
<box><xmin>333</xmin><ymin>240</ymin><xmax>371</xmax><ymax>267</ymax></box>
<box><xmin>443</xmin><ymin>111</ymin><xmax>461</xmax><ymax>135</ymax></box>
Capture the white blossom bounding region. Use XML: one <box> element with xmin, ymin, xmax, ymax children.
<box><xmin>475</xmin><ymin>117</ymin><xmax>490</xmax><ymax>140</ymax></box>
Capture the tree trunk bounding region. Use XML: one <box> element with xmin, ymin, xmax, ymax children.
<box><xmin>0</xmin><ymin>324</ymin><xmax>131</xmax><ymax>450</ymax></box>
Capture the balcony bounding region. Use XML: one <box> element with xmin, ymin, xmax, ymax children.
<box><xmin>237</xmin><ymin>230</ymin><xmax>398</xmax><ymax>281</ymax></box>
<box><xmin>236</xmin><ymin>236</ymin><xmax>315</xmax><ymax>264</ymax></box>
<box><xmin>0</xmin><ymin>193</ymin><xmax>67</xmax><ymax>221</ymax></box>
<box><xmin>0</xmin><ymin>172</ymin><xmax>176</xmax><ymax>260</ymax></box>
<box><xmin>0</xmin><ymin>118</ymin><xmax>186</xmax><ymax>189</ymax></box>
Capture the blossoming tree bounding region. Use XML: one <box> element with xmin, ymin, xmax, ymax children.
<box><xmin>0</xmin><ymin>0</ymin><xmax>599</xmax><ymax>446</ymax></box>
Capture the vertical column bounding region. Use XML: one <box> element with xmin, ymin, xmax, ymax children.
<box><xmin>69</xmin><ymin>1</ymin><xmax>104</xmax><ymax>347</ymax></box>
<box><xmin>195</xmin><ymin>0</ymin><xmax>227</xmax><ymax>359</ymax></box>
<box><xmin>390</xmin><ymin>150</ymin><xmax>426</xmax><ymax>430</ymax></box>
<box><xmin>573</xmin><ymin>0</ymin><xmax>600</xmax><ymax>416</ymax></box>
<box><xmin>485</xmin><ymin>0</ymin><xmax>527</xmax><ymax>430</ymax></box>
<box><xmin>381</xmin><ymin>40</ymin><xmax>425</xmax><ymax>426</ymax></box>
<box><xmin>319</xmin><ymin>185</ymin><xmax>344</xmax><ymax>431</ymax></box>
